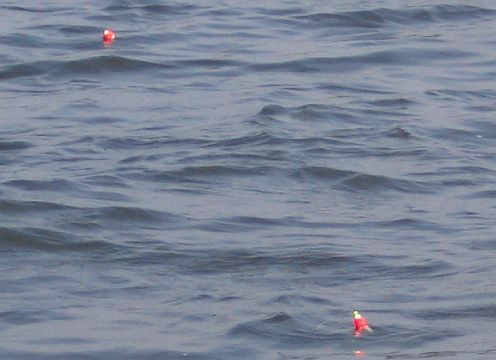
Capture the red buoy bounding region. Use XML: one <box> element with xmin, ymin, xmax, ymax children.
<box><xmin>353</xmin><ymin>310</ymin><xmax>372</xmax><ymax>336</ymax></box>
<box><xmin>103</xmin><ymin>29</ymin><xmax>116</xmax><ymax>44</ymax></box>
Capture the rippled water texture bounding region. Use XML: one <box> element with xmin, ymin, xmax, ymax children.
<box><xmin>1</xmin><ymin>1</ymin><xmax>496</xmax><ymax>359</ymax></box>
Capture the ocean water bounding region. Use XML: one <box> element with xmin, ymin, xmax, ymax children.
<box><xmin>1</xmin><ymin>1</ymin><xmax>496</xmax><ymax>359</ymax></box>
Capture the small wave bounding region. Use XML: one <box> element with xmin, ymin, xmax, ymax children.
<box><xmin>104</xmin><ymin>3</ymin><xmax>196</xmax><ymax>15</ymax></box>
<box><xmin>91</xmin><ymin>206</ymin><xmax>179</xmax><ymax>225</ymax></box>
<box><xmin>464</xmin><ymin>190</ymin><xmax>496</xmax><ymax>199</ymax></box>
<box><xmin>386</xmin><ymin>348</ymin><xmax>496</xmax><ymax>359</ymax></box>
<box><xmin>145</xmin><ymin>165</ymin><xmax>271</xmax><ymax>184</ymax></box>
<box><xmin>183</xmin><ymin>249</ymin><xmax>353</xmax><ymax>274</ymax></box>
<box><xmin>207</xmin><ymin>132</ymin><xmax>274</xmax><ymax>148</ymax></box>
<box><xmin>0</xmin><ymin>309</ymin><xmax>71</xmax><ymax>325</ymax></box>
<box><xmin>382</xmin><ymin>127</ymin><xmax>415</xmax><ymax>139</ymax></box>
<box><xmin>100</xmin><ymin>136</ymin><xmax>210</xmax><ymax>151</ymax></box>
<box><xmin>0</xmin><ymin>140</ymin><xmax>32</xmax><ymax>150</ymax></box>
<box><xmin>230</xmin><ymin>312</ymin><xmax>338</xmax><ymax>345</ymax></box>
<box><xmin>0</xmin><ymin>226</ymin><xmax>115</xmax><ymax>252</ymax></box>
<box><xmin>269</xmin><ymin>294</ymin><xmax>334</xmax><ymax>306</ymax></box>
<box><xmin>293</xmin><ymin>166</ymin><xmax>355</xmax><ymax>181</ymax></box>
<box><xmin>0</xmin><ymin>199</ymin><xmax>70</xmax><ymax>214</ymax></box>
<box><xmin>292</xmin><ymin>166</ymin><xmax>431</xmax><ymax>193</ymax></box>
<box><xmin>3</xmin><ymin>179</ymin><xmax>80</xmax><ymax>192</ymax></box>
<box><xmin>0</xmin><ymin>61</ymin><xmax>47</xmax><ymax>80</ymax></box>
<box><xmin>372</xmin><ymin>218</ymin><xmax>452</xmax><ymax>233</ymax></box>
<box><xmin>297</xmin><ymin>5</ymin><xmax>495</xmax><ymax>29</ymax></box>
<box><xmin>340</xmin><ymin>173</ymin><xmax>431</xmax><ymax>193</ymax></box>
<box><xmin>1</xmin><ymin>348</ymin><xmax>259</xmax><ymax>360</ymax></box>
<box><xmin>250</xmin><ymin>48</ymin><xmax>472</xmax><ymax>74</ymax></box>
<box><xmin>367</xmin><ymin>98</ymin><xmax>416</xmax><ymax>109</ymax></box>
<box><xmin>415</xmin><ymin>304</ymin><xmax>496</xmax><ymax>320</ymax></box>
<box><xmin>380</xmin><ymin>259</ymin><xmax>456</xmax><ymax>280</ymax></box>
<box><xmin>0</xmin><ymin>56</ymin><xmax>172</xmax><ymax>80</ymax></box>
<box><xmin>60</xmin><ymin>55</ymin><xmax>171</xmax><ymax>75</ymax></box>
<box><xmin>0</xmin><ymin>5</ymin><xmax>67</xmax><ymax>13</ymax></box>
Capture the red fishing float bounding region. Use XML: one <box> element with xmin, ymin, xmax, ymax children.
<box><xmin>352</xmin><ymin>310</ymin><xmax>372</xmax><ymax>336</ymax></box>
<box><xmin>103</xmin><ymin>29</ymin><xmax>116</xmax><ymax>44</ymax></box>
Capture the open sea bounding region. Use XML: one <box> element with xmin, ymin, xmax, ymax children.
<box><xmin>1</xmin><ymin>1</ymin><xmax>496</xmax><ymax>359</ymax></box>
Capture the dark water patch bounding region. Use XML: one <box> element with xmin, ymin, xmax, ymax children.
<box><xmin>141</xmin><ymin>4</ymin><xmax>194</xmax><ymax>15</ymax></box>
<box><xmin>382</xmin><ymin>127</ymin><xmax>415</xmax><ymax>139</ymax></box>
<box><xmin>0</xmin><ymin>309</ymin><xmax>72</xmax><ymax>325</ymax></box>
<box><xmin>470</xmin><ymin>239</ymin><xmax>496</xmax><ymax>251</ymax></box>
<box><xmin>340</xmin><ymin>173</ymin><xmax>432</xmax><ymax>193</ymax></box>
<box><xmin>78</xmin><ymin>190</ymin><xmax>130</xmax><ymax>203</ymax></box>
<box><xmin>208</xmin><ymin>132</ymin><xmax>274</xmax><ymax>148</ymax></box>
<box><xmin>0</xmin><ymin>199</ymin><xmax>71</xmax><ymax>214</ymax></box>
<box><xmin>73</xmin><ymin>116</ymin><xmax>127</xmax><ymax>125</ymax></box>
<box><xmin>57</xmin><ymin>25</ymin><xmax>101</xmax><ymax>35</ymax></box>
<box><xmin>1</xmin><ymin>5</ymin><xmax>68</xmax><ymax>13</ymax></box>
<box><xmin>254</xmin><ymin>6</ymin><xmax>308</xmax><ymax>18</ymax></box>
<box><xmin>429</xmin><ymin>128</ymin><xmax>487</xmax><ymax>146</ymax></box>
<box><xmin>146</xmin><ymin>165</ymin><xmax>272</xmax><ymax>184</ymax></box>
<box><xmin>115</xmin><ymin>248</ymin><xmax>192</xmax><ymax>267</ymax></box>
<box><xmin>0</xmin><ymin>348</ymin><xmax>260</xmax><ymax>360</ymax></box>
<box><xmin>101</xmin><ymin>136</ymin><xmax>211</xmax><ymax>151</ymax></box>
<box><xmin>0</xmin><ymin>226</ymin><xmax>115</xmax><ymax>252</ymax></box>
<box><xmin>230</xmin><ymin>312</ymin><xmax>340</xmax><ymax>346</ymax></box>
<box><xmin>0</xmin><ymin>57</ymin><xmax>175</xmax><ymax>80</ymax></box>
<box><xmin>468</xmin><ymin>119</ymin><xmax>496</xmax><ymax>139</ymax></box>
<box><xmin>183</xmin><ymin>249</ymin><xmax>355</xmax><ymax>275</ymax></box>
<box><xmin>415</xmin><ymin>304</ymin><xmax>496</xmax><ymax>321</ymax></box>
<box><xmin>195</xmin><ymin>216</ymin><xmax>285</xmax><ymax>233</ymax></box>
<box><xmin>367</xmin><ymin>98</ymin><xmax>416</xmax><ymax>109</ymax></box>
<box><xmin>197</xmin><ymin>215</ymin><xmax>357</xmax><ymax>233</ymax></box>
<box><xmin>17</xmin><ymin>23</ymin><xmax>100</xmax><ymax>37</ymax></box>
<box><xmin>93</xmin><ymin>206</ymin><xmax>177</xmax><ymax>224</ymax></box>
<box><xmin>386</xmin><ymin>348</ymin><xmax>496</xmax><ymax>359</ymax></box>
<box><xmin>119</xmin><ymin>169</ymin><xmax>205</xmax><ymax>185</ymax></box>
<box><xmin>250</xmin><ymin>48</ymin><xmax>471</xmax><ymax>74</ymax></box>
<box><xmin>256</xmin><ymin>103</ymin><xmax>369</xmax><ymax>127</ymax></box>
<box><xmin>0</xmin><ymin>61</ymin><xmax>48</xmax><ymax>80</ymax></box>
<box><xmin>250</xmin><ymin>52</ymin><xmax>406</xmax><ymax>73</ymax></box>
<box><xmin>410</xmin><ymin>166</ymin><xmax>495</xmax><ymax>179</ymax></box>
<box><xmin>426</xmin><ymin>88</ymin><xmax>496</xmax><ymax>102</ymax></box>
<box><xmin>292</xmin><ymin>166</ymin><xmax>355</xmax><ymax>184</ymax></box>
<box><xmin>81</xmin><ymin>175</ymin><xmax>129</xmax><ymax>188</ymax></box>
<box><xmin>170</xmin><ymin>59</ymin><xmax>245</xmax><ymax>77</ymax></box>
<box><xmin>3</xmin><ymin>179</ymin><xmax>81</xmax><ymax>192</ymax></box>
<box><xmin>396</xmin><ymin>329</ymin><xmax>463</xmax><ymax>351</ymax></box>
<box><xmin>0</xmin><ymin>34</ymin><xmax>49</xmax><ymax>49</ymax></box>
<box><xmin>292</xmin><ymin>103</ymin><xmax>354</xmax><ymax>122</ymax></box>
<box><xmin>104</xmin><ymin>3</ymin><xmax>197</xmax><ymax>15</ymax></box>
<box><xmin>371</xmin><ymin>218</ymin><xmax>449</xmax><ymax>233</ymax></box>
<box><xmin>464</xmin><ymin>190</ymin><xmax>496</xmax><ymax>199</ymax></box>
<box><xmin>318</xmin><ymin>82</ymin><xmax>392</xmax><ymax>95</ymax></box>
<box><xmin>0</xmin><ymin>140</ymin><xmax>32</xmax><ymax>150</ymax></box>
<box><xmin>60</xmin><ymin>56</ymin><xmax>171</xmax><ymax>75</ymax></box>
<box><xmin>257</xmin><ymin>104</ymin><xmax>288</xmax><ymax>117</ymax></box>
<box><xmin>374</xmin><ymin>260</ymin><xmax>456</xmax><ymax>281</ymax></box>
<box><xmin>297</xmin><ymin>5</ymin><xmax>496</xmax><ymax>30</ymax></box>
<box><xmin>203</xmin><ymin>7</ymin><xmax>244</xmax><ymax>17</ymax></box>
<box><xmin>269</xmin><ymin>294</ymin><xmax>334</xmax><ymax>306</ymax></box>
<box><xmin>178</xmin><ymin>152</ymin><xmax>285</xmax><ymax>167</ymax></box>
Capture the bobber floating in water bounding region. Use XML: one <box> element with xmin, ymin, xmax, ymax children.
<box><xmin>103</xmin><ymin>29</ymin><xmax>117</xmax><ymax>44</ymax></box>
<box><xmin>352</xmin><ymin>310</ymin><xmax>373</xmax><ymax>336</ymax></box>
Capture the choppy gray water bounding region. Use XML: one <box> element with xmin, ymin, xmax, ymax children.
<box><xmin>1</xmin><ymin>1</ymin><xmax>496</xmax><ymax>359</ymax></box>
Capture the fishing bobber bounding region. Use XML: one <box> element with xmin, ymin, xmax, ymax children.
<box><xmin>352</xmin><ymin>310</ymin><xmax>373</xmax><ymax>336</ymax></box>
<box><xmin>103</xmin><ymin>29</ymin><xmax>117</xmax><ymax>44</ymax></box>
